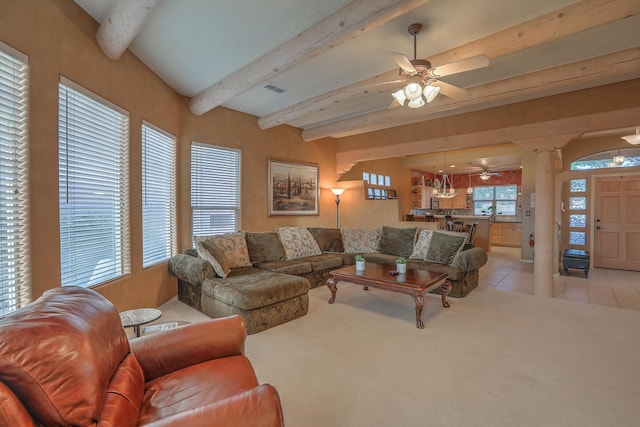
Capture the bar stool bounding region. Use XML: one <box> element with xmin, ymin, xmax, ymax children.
<box><xmin>465</xmin><ymin>223</ymin><xmax>478</xmax><ymax>245</ymax></box>
<box><xmin>452</xmin><ymin>221</ymin><xmax>465</xmax><ymax>232</ymax></box>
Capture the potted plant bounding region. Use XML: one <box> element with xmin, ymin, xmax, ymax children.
<box><xmin>481</xmin><ymin>205</ymin><xmax>498</xmax><ymax>222</ymax></box>
<box><xmin>396</xmin><ymin>256</ymin><xmax>407</xmax><ymax>273</ymax></box>
<box><xmin>355</xmin><ymin>255</ymin><xmax>365</xmax><ymax>270</ymax></box>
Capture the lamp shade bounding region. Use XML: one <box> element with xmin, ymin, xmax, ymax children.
<box><xmin>424</xmin><ymin>84</ymin><xmax>440</xmax><ymax>103</ymax></box>
<box><xmin>330</xmin><ymin>188</ymin><xmax>345</xmax><ymax>196</ymax></box>
<box><xmin>621</xmin><ymin>126</ymin><xmax>640</xmax><ymax>145</ymax></box>
<box><xmin>404</xmin><ymin>82</ymin><xmax>423</xmax><ymax>101</ymax></box>
<box><xmin>391</xmin><ymin>88</ymin><xmax>406</xmax><ymax>106</ymax></box>
<box><xmin>407</xmin><ymin>97</ymin><xmax>425</xmax><ymax>109</ymax></box>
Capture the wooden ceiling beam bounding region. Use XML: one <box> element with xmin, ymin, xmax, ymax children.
<box><xmin>302</xmin><ymin>47</ymin><xmax>640</xmax><ymax>141</ymax></box>
<box><xmin>334</xmin><ymin>106</ymin><xmax>640</xmax><ymax>169</ymax></box>
<box><xmin>96</xmin><ymin>0</ymin><xmax>159</xmax><ymax>60</ymax></box>
<box><xmin>260</xmin><ymin>0</ymin><xmax>640</xmax><ymax>131</ymax></box>
<box><xmin>188</xmin><ymin>0</ymin><xmax>431</xmax><ymax>116</ymax></box>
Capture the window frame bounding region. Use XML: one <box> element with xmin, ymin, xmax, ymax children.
<box><xmin>141</xmin><ymin>121</ymin><xmax>177</xmax><ymax>268</ymax></box>
<box><xmin>0</xmin><ymin>42</ymin><xmax>30</xmax><ymax>315</ymax></box>
<box><xmin>190</xmin><ymin>142</ymin><xmax>241</xmax><ymax>239</ymax></box>
<box><xmin>58</xmin><ymin>77</ymin><xmax>130</xmax><ymax>288</ymax></box>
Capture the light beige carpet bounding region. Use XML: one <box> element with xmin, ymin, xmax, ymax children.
<box><xmin>160</xmin><ymin>285</ymin><xmax>640</xmax><ymax>426</ymax></box>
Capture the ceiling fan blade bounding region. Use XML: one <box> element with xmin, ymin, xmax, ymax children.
<box><xmin>435</xmin><ymin>80</ymin><xmax>469</xmax><ymax>99</ymax></box>
<box><xmin>389</xmin><ymin>52</ymin><xmax>416</xmax><ymax>74</ymax></box>
<box><xmin>429</xmin><ymin>54</ymin><xmax>490</xmax><ymax>78</ymax></box>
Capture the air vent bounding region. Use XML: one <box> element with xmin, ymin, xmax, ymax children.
<box><xmin>264</xmin><ymin>84</ymin><xmax>285</xmax><ymax>94</ymax></box>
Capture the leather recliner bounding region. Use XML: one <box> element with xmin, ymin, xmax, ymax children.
<box><xmin>0</xmin><ymin>286</ymin><xmax>284</xmax><ymax>426</ymax></box>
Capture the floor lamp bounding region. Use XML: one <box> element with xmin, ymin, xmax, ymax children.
<box><xmin>330</xmin><ymin>188</ymin><xmax>345</xmax><ymax>228</ymax></box>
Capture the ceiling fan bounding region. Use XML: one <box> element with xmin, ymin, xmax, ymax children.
<box><xmin>389</xmin><ymin>23</ymin><xmax>489</xmax><ymax>108</ymax></box>
<box><xmin>476</xmin><ymin>167</ymin><xmax>502</xmax><ymax>181</ymax></box>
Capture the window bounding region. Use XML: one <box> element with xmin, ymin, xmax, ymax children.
<box><xmin>567</xmin><ymin>178</ymin><xmax>587</xmax><ymax>247</ymax></box>
<box><xmin>142</xmin><ymin>122</ymin><xmax>176</xmax><ymax>267</ymax></box>
<box><xmin>473</xmin><ymin>185</ymin><xmax>518</xmax><ymax>216</ymax></box>
<box><xmin>571</xmin><ymin>149</ymin><xmax>640</xmax><ymax>170</ymax></box>
<box><xmin>363</xmin><ymin>171</ymin><xmax>393</xmax><ymax>199</ymax></box>
<box><xmin>0</xmin><ymin>43</ymin><xmax>30</xmax><ymax>315</ymax></box>
<box><xmin>58</xmin><ymin>78</ymin><xmax>130</xmax><ymax>287</ymax></box>
<box><xmin>191</xmin><ymin>143</ymin><xmax>240</xmax><ymax>237</ymax></box>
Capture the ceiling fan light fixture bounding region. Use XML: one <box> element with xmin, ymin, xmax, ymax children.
<box><xmin>621</xmin><ymin>126</ymin><xmax>640</xmax><ymax>145</ymax></box>
<box><xmin>424</xmin><ymin>83</ymin><xmax>440</xmax><ymax>103</ymax></box>
<box><xmin>404</xmin><ymin>82</ymin><xmax>423</xmax><ymax>101</ymax></box>
<box><xmin>480</xmin><ymin>173</ymin><xmax>491</xmax><ymax>181</ymax></box>
<box><xmin>391</xmin><ymin>88</ymin><xmax>407</xmax><ymax>105</ymax></box>
<box><xmin>407</xmin><ymin>97</ymin><xmax>425</xmax><ymax>108</ymax></box>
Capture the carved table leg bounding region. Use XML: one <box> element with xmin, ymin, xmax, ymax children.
<box><xmin>414</xmin><ymin>295</ymin><xmax>424</xmax><ymax>329</ymax></box>
<box><xmin>441</xmin><ymin>279</ymin><xmax>452</xmax><ymax>308</ymax></box>
<box><xmin>327</xmin><ymin>278</ymin><xmax>337</xmax><ymax>304</ymax></box>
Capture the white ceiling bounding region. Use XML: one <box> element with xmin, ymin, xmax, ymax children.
<box><xmin>74</xmin><ymin>0</ymin><xmax>640</xmax><ymax>171</ymax></box>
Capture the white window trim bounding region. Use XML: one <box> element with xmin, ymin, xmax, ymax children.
<box><xmin>0</xmin><ymin>41</ymin><xmax>30</xmax><ymax>314</ymax></box>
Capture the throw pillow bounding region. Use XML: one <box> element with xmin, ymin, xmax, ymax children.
<box><xmin>196</xmin><ymin>232</ymin><xmax>252</xmax><ymax>268</ymax></box>
<box><xmin>307</xmin><ymin>227</ymin><xmax>344</xmax><ymax>252</ymax></box>
<box><xmin>341</xmin><ymin>228</ymin><xmax>381</xmax><ymax>254</ymax></box>
<box><xmin>376</xmin><ymin>226</ymin><xmax>417</xmax><ymax>258</ymax></box>
<box><xmin>245</xmin><ymin>232</ymin><xmax>286</xmax><ymax>263</ymax></box>
<box><xmin>276</xmin><ymin>227</ymin><xmax>322</xmax><ymax>260</ymax></box>
<box><xmin>195</xmin><ymin>237</ymin><xmax>231</xmax><ymax>278</ymax></box>
<box><xmin>409</xmin><ymin>229</ymin><xmax>434</xmax><ymax>259</ymax></box>
<box><xmin>425</xmin><ymin>231</ymin><xmax>467</xmax><ymax>265</ymax></box>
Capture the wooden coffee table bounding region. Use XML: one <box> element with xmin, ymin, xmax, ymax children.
<box><xmin>327</xmin><ymin>264</ymin><xmax>451</xmax><ymax>329</ymax></box>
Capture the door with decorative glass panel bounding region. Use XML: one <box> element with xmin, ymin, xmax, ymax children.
<box><xmin>594</xmin><ymin>175</ymin><xmax>640</xmax><ymax>271</ymax></box>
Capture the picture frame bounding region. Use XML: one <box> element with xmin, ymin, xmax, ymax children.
<box><xmin>268</xmin><ymin>159</ymin><xmax>319</xmax><ymax>216</ymax></box>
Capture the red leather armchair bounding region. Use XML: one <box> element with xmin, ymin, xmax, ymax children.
<box><xmin>0</xmin><ymin>287</ymin><xmax>284</xmax><ymax>426</ymax></box>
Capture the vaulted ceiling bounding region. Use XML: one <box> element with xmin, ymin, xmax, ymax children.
<box><xmin>75</xmin><ymin>0</ymin><xmax>640</xmax><ymax>171</ymax></box>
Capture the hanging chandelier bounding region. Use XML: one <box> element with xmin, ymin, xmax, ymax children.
<box><xmin>432</xmin><ymin>155</ymin><xmax>457</xmax><ymax>199</ymax></box>
<box><xmin>613</xmin><ymin>151</ymin><xmax>626</xmax><ymax>166</ymax></box>
<box><xmin>466</xmin><ymin>174</ymin><xmax>473</xmax><ymax>194</ymax></box>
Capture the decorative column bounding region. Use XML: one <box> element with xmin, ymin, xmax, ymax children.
<box><xmin>515</xmin><ymin>133</ymin><xmax>579</xmax><ymax>298</ymax></box>
<box><xmin>533</xmin><ymin>150</ymin><xmax>555</xmax><ymax>297</ymax></box>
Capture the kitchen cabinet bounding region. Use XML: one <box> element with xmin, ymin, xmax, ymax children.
<box><xmin>437</xmin><ymin>193</ymin><xmax>466</xmax><ymax>209</ymax></box>
<box><xmin>490</xmin><ymin>222</ymin><xmax>522</xmax><ymax>247</ymax></box>
<box><xmin>410</xmin><ymin>185</ymin><xmax>433</xmax><ymax>209</ymax></box>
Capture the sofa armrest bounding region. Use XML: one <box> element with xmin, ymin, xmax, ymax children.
<box><xmin>143</xmin><ymin>384</ymin><xmax>284</xmax><ymax>427</ymax></box>
<box><xmin>131</xmin><ymin>315</ymin><xmax>247</xmax><ymax>382</ymax></box>
<box><xmin>450</xmin><ymin>247</ymin><xmax>488</xmax><ymax>273</ymax></box>
<box><xmin>168</xmin><ymin>253</ymin><xmax>215</xmax><ymax>286</ymax></box>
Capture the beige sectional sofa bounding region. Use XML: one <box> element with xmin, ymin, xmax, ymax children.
<box><xmin>168</xmin><ymin>226</ymin><xmax>488</xmax><ymax>333</ymax></box>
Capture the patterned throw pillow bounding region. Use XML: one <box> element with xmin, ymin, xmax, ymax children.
<box><xmin>425</xmin><ymin>231</ymin><xmax>467</xmax><ymax>265</ymax></box>
<box><xmin>276</xmin><ymin>227</ymin><xmax>322</xmax><ymax>260</ymax></box>
<box><xmin>341</xmin><ymin>228</ymin><xmax>381</xmax><ymax>254</ymax></box>
<box><xmin>409</xmin><ymin>229</ymin><xmax>434</xmax><ymax>259</ymax></box>
<box><xmin>195</xmin><ymin>231</ymin><xmax>252</xmax><ymax>269</ymax></box>
<box><xmin>194</xmin><ymin>237</ymin><xmax>231</xmax><ymax>278</ymax></box>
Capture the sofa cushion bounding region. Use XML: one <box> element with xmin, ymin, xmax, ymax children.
<box><xmin>196</xmin><ymin>232</ymin><xmax>252</xmax><ymax>268</ymax></box>
<box><xmin>407</xmin><ymin>259</ymin><xmax>465</xmax><ymax>281</ymax></box>
<box><xmin>298</xmin><ymin>254</ymin><xmax>343</xmax><ymax>271</ymax></box>
<box><xmin>426</xmin><ymin>231</ymin><xmax>467</xmax><ymax>265</ymax></box>
<box><xmin>203</xmin><ymin>267</ymin><xmax>310</xmax><ymax>310</ymax></box>
<box><xmin>376</xmin><ymin>226</ymin><xmax>417</xmax><ymax>258</ymax></box>
<box><xmin>245</xmin><ymin>232</ymin><xmax>286</xmax><ymax>263</ymax></box>
<box><xmin>254</xmin><ymin>260</ymin><xmax>312</xmax><ymax>275</ymax></box>
<box><xmin>195</xmin><ymin>237</ymin><xmax>231</xmax><ymax>278</ymax></box>
<box><xmin>307</xmin><ymin>228</ymin><xmax>344</xmax><ymax>252</ymax></box>
<box><xmin>276</xmin><ymin>227</ymin><xmax>322</xmax><ymax>260</ymax></box>
<box><xmin>342</xmin><ymin>228</ymin><xmax>381</xmax><ymax>254</ymax></box>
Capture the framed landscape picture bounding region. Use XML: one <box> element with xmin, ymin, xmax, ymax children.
<box><xmin>268</xmin><ymin>159</ymin><xmax>319</xmax><ymax>216</ymax></box>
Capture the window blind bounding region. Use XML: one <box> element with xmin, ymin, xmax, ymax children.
<box><xmin>58</xmin><ymin>78</ymin><xmax>130</xmax><ymax>288</ymax></box>
<box><xmin>191</xmin><ymin>142</ymin><xmax>240</xmax><ymax>237</ymax></box>
<box><xmin>142</xmin><ymin>122</ymin><xmax>176</xmax><ymax>267</ymax></box>
<box><xmin>0</xmin><ymin>43</ymin><xmax>30</xmax><ymax>315</ymax></box>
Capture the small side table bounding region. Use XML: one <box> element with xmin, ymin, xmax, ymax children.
<box><xmin>119</xmin><ymin>308</ymin><xmax>162</xmax><ymax>338</ymax></box>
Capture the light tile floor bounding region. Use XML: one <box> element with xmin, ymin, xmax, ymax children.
<box><xmin>481</xmin><ymin>246</ymin><xmax>640</xmax><ymax>312</ymax></box>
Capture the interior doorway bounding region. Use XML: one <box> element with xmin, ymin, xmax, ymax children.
<box><xmin>593</xmin><ymin>174</ymin><xmax>640</xmax><ymax>271</ymax></box>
